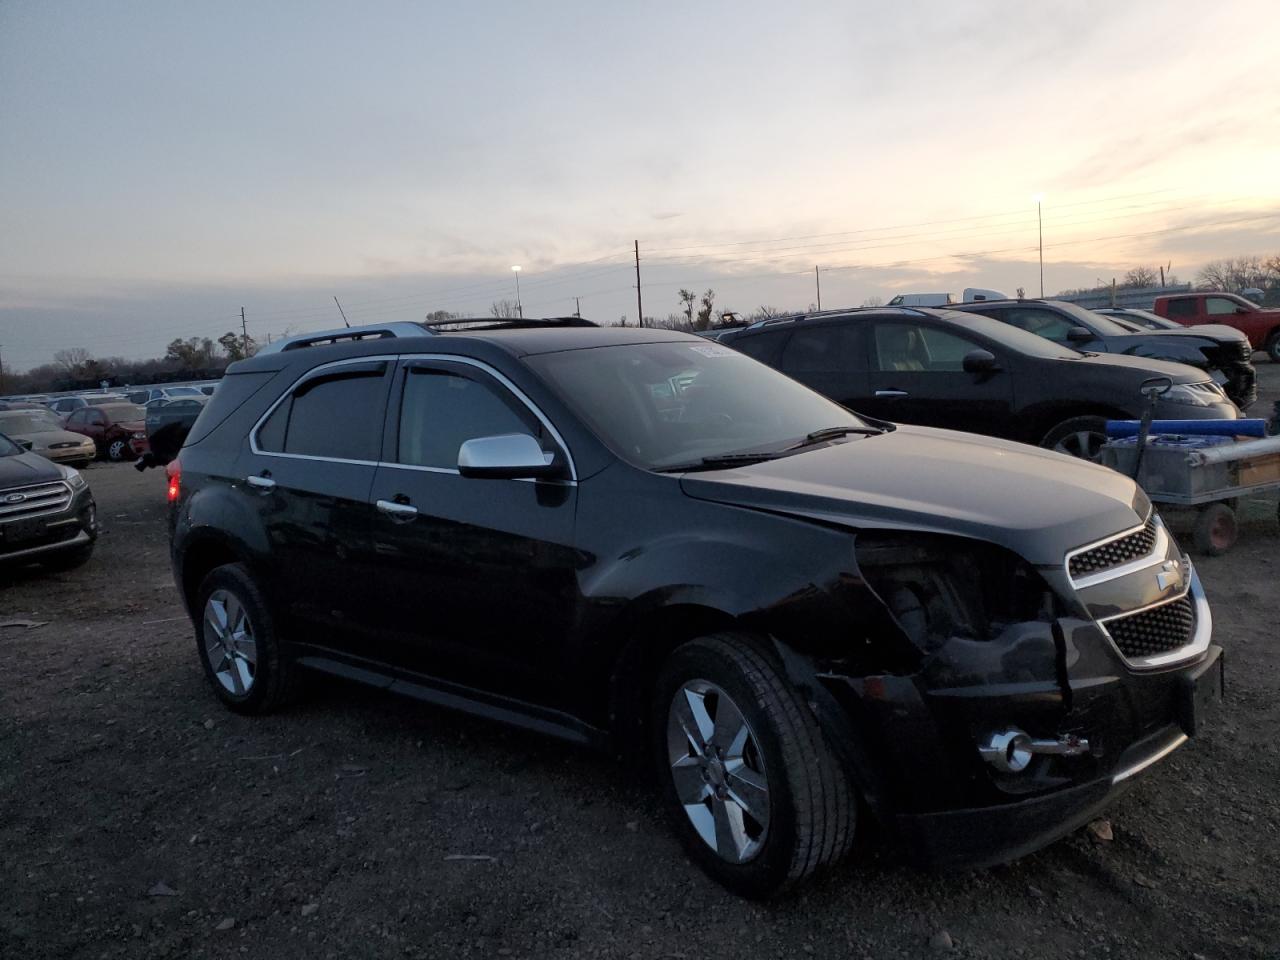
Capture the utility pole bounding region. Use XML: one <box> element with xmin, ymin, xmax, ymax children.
<box><xmin>574</xmin><ymin>296</ymin><xmax>581</xmax><ymax>318</ymax></box>
<box><xmin>1159</xmin><ymin>265</ymin><xmax>1166</xmax><ymax>286</ymax></box>
<box><xmin>240</xmin><ymin>307</ymin><xmax>249</xmax><ymax>357</ymax></box>
<box><xmin>1036</xmin><ymin>197</ymin><xmax>1045</xmax><ymax>298</ymax></box>
<box><xmin>815</xmin><ymin>266</ymin><xmax>822</xmax><ymax>311</ymax></box>
<box><xmin>634</xmin><ymin>240</ymin><xmax>644</xmax><ymax>328</ymax></box>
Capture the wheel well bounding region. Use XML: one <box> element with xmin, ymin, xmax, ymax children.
<box><xmin>1034</xmin><ymin>406</ymin><xmax>1132</xmax><ymax>444</ymax></box>
<box><xmin>178</xmin><ymin>537</ymin><xmax>243</xmax><ymax>613</ymax></box>
<box><xmin>606</xmin><ymin>604</ymin><xmax>740</xmax><ymax>766</ymax></box>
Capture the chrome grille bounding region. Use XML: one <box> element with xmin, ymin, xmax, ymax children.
<box><xmin>0</xmin><ymin>481</ymin><xmax>72</xmax><ymax>521</ymax></box>
<box><xmin>1105</xmin><ymin>596</ymin><xmax>1195</xmax><ymax>660</ymax></box>
<box><xmin>1069</xmin><ymin>517</ymin><xmax>1158</xmax><ymax>579</ymax></box>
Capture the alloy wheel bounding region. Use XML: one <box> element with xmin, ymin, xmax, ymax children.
<box><xmin>107</xmin><ymin>439</ymin><xmax>127</xmax><ymax>461</ymax></box>
<box><xmin>666</xmin><ymin>680</ymin><xmax>770</xmax><ymax>864</ymax></box>
<box><xmin>202</xmin><ymin>588</ymin><xmax>258</xmax><ymax>695</ymax></box>
<box><xmin>1053</xmin><ymin>429</ymin><xmax>1105</xmax><ymax>462</ymax></box>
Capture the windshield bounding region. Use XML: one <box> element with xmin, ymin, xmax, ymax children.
<box><xmin>0</xmin><ymin>433</ymin><xmax>21</xmax><ymax>457</ymax></box>
<box><xmin>938</xmin><ymin>310</ymin><xmax>1081</xmax><ymax>359</ymax></box>
<box><xmin>0</xmin><ymin>411</ymin><xmax>64</xmax><ymax>433</ymax></box>
<box><xmin>526</xmin><ymin>340</ymin><xmax>872</xmax><ymax>470</ymax></box>
<box><xmin>101</xmin><ymin>403</ymin><xmax>146</xmax><ymax>422</ymax></box>
<box><xmin>1041</xmin><ymin>300</ymin><xmax>1132</xmax><ymax>336</ymax></box>
<box><xmin>165</xmin><ymin>386</ymin><xmax>201</xmax><ymax>397</ymax></box>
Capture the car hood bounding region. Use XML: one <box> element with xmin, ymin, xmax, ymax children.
<box><xmin>1132</xmin><ymin>325</ymin><xmax>1250</xmax><ymax>346</ymax></box>
<box><xmin>678</xmin><ymin>424</ymin><xmax>1148</xmax><ymax>566</ymax></box>
<box><xmin>0</xmin><ymin>450</ymin><xmax>65</xmax><ymax>488</ymax></box>
<box><xmin>1069</xmin><ymin>351</ymin><xmax>1211</xmax><ymax>381</ymax></box>
<box><xmin>7</xmin><ymin>428</ymin><xmax>91</xmax><ymax>447</ymax></box>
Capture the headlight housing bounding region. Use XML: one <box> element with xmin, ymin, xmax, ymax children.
<box><xmin>1161</xmin><ymin>382</ymin><xmax>1225</xmax><ymax>407</ymax></box>
<box><xmin>61</xmin><ymin>466</ymin><xmax>88</xmax><ymax>489</ymax></box>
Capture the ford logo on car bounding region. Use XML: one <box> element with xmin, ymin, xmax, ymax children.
<box><xmin>3</xmin><ymin>492</ymin><xmax>27</xmax><ymax>504</ymax></box>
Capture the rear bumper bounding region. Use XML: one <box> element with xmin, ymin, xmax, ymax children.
<box><xmin>896</xmin><ymin>644</ymin><xmax>1222</xmax><ymax>869</ymax></box>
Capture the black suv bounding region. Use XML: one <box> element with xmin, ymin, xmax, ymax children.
<box><xmin>721</xmin><ymin>307</ymin><xmax>1238</xmax><ymax>461</ymax></box>
<box><xmin>169</xmin><ymin>319</ymin><xmax>1222</xmax><ymax>896</ymax></box>
<box><xmin>948</xmin><ymin>298</ymin><xmax>1257</xmax><ymax>408</ymax></box>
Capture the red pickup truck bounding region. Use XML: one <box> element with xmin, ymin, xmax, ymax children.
<box><xmin>1152</xmin><ymin>292</ymin><xmax>1280</xmax><ymax>361</ymax></box>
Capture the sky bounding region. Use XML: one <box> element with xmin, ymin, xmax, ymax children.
<box><xmin>2</xmin><ymin>0</ymin><xmax>1280</xmax><ymax>372</ymax></box>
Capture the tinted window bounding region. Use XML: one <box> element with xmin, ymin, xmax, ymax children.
<box><xmin>1001</xmin><ymin>307</ymin><xmax>1079</xmax><ymax>342</ymax></box>
<box><xmin>258</xmin><ymin>369</ymin><xmax>385</xmax><ymax>460</ymax></box>
<box><xmin>780</xmin><ymin>324</ymin><xmax>862</xmax><ymax>374</ymax></box>
<box><xmin>729</xmin><ymin>331</ymin><xmax>785</xmax><ymax>366</ymax></box>
<box><xmin>1165</xmin><ymin>298</ymin><xmax>1197</xmax><ymax>320</ymax></box>
<box><xmin>398</xmin><ymin>369</ymin><xmax>534</xmax><ymax>469</ymax></box>
<box><xmin>1207</xmin><ymin>297</ymin><xmax>1240</xmax><ymax>315</ymax></box>
<box><xmin>187</xmin><ymin>371</ymin><xmax>275</xmax><ymax>446</ymax></box>
<box><xmin>65</xmin><ymin>409</ymin><xmax>86</xmax><ymax>426</ymax></box>
<box><xmin>872</xmin><ymin>324</ymin><xmax>980</xmax><ymax>372</ymax></box>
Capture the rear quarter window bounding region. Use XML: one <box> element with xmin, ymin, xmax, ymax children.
<box><xmin>184</xmin><ymin>371</ymin><xmax>278</xmax><ymax>446</ymax></box>
<box><xmin>728</xmin><ymin>331</ymin><xmax>785</xmax><ymax>366</ymax></box>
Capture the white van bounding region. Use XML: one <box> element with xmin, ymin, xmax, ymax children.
<box><xmin>886</xmin><ymin>293</ymin><xmax>953</xmax><ymax>306</ymax></box>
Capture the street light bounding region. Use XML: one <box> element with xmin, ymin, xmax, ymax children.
<box><xmin>1032</xmin><ymin>193</ymin><xmax>1045</xmax><ymax>298</ymax></box>
<box><xmin>511</xmin><ymin>265</ymin><xmax>523</xmax><ymax>318</ymax></box>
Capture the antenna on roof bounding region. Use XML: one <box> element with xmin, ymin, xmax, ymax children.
<box><xmin>333</xmin><ymin>296</ymin><xmax>351</xmax><ymax>328</ymax></box>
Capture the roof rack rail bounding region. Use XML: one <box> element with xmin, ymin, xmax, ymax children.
<box><xmin>420</xmin><ymin>316</ymin><xmax>598</xmax><ymax>330</ymax></box>
<box><xmin>256</xmin><ymin>322</ymin><xmax>431</xmax><ymax>355</ymax></box>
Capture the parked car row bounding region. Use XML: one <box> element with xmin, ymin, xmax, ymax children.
<box><xmin>165</xmin><ymin>316</ymin><xmax>1222</xmax><ymax>897</ymax></box>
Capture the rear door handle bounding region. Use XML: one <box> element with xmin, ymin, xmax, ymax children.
<box><xmin>376</xmin><ymin>499</ymin><xmax>419</xmax><ymax>520</ymax></box>
<box><xmin>875</xmin><ymin>389</ymin><xmax>909</xmax><ymax>398</ymax></box>
<box><xmin>246</xmin><ymin>475</ymin><xmax>276</xmax><ymax>491</ymax></box>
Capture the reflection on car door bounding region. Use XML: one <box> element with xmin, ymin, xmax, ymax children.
<box><xmin>367</xmin><ymin>357</ymin><xmax>580</xmax><ymax>710</ymax></box>
<box><xmin>242</xmin><ymin>360</ymin><xmax>391</xmax><ymax>660</ymax></box>
<box><xmin>862</xmin><ymin>321</ymin><xmax>1016</xmax><ymax>437</ymax></box>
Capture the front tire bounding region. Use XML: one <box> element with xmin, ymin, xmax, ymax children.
<box><xmin>1041</xmin><ymin>415</ymin><xmax>1110</xmax><ymax>462</ymax></box>
<box><xmin>1265</xmin><ymin>331</ymin><xmax>1280</xmax><ymax>363</ymax></box>
<box><xmin>654</xmin><ymin>633</ymin><xmax>855</xmax><ymax>898</ymax></box>
<box><xmin>195</xmin><ymin>563</ymin><xmax>298</xmax><ymax>714</ymax></box>
<box><xmin>106</xmin><ymin>438</ymin><xmax>129</xmax><ymax>461</ymax></box>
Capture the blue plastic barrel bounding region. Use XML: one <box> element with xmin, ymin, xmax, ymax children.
<box><xmin>1104</xmin><ymin>419</ymin><xmax>1267</xmax><ymax>438</ymax></box>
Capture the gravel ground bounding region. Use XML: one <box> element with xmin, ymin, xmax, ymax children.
<box><xmin>2</xmin><ymin>367</ymin><xmax>1278</xmax><ymax>960</ymax></box>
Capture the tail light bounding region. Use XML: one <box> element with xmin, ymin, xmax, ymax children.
<box><xmin>166</xmin><ymin>459</ymin><xmax>181</xmax><ymax>503</ymax></box>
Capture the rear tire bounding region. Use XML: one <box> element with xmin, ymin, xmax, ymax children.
<box><xmin>195</xmin><ymin>563</ymin><xmax>299</xmax><ymax>714</ymax></box>
<box><xmin>653</xmin><ymin>633</ymin><xmax>856</xmax><ymax>898</ymax></box>
<box><xmin>1041</xmin><ymin>416</ymin><xmax>1111</xmax><ymax>463</ymax></box>
<box><xmin>1265</xmin><ymin>331</ymin><xmax>1280</xmax><ymax>363</ymax></box>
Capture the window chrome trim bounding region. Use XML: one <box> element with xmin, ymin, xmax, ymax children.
<box><xmin>247</xmin><ymin>352</ymin><xmax>578</xmax><ymax>482</ymax></box>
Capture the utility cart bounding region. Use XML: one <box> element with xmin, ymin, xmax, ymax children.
<box><xmin>1102</xmin><ymin>425</ymin><xmax>1280</xmax><ymax>555</ymax></box>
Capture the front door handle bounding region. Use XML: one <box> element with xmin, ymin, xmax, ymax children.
<box><xmin>246</xmin><ymin>475</ymin><xmax>276</xmax><ymax>491</ymax></box>
<box><xmin>376</xmin><ymin>498</ymin><xmax>419</xmax><ymax>520</ymax></box>
<box><xmin>874</xmin><ymin>389</ymin><xmax>909</xmax><ymax>398</ymax></box>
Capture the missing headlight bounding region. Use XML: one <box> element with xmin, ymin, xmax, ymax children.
<box><xmin>855</xmin><ymin>532</ymin><xmax>1059</xmax><ymax>653</ymax></box>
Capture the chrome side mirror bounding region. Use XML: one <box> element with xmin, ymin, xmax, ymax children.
<box><xmin>457</xmin><ymin>433</ymin><xmax>560</xmax><ymax>480</ymax></box>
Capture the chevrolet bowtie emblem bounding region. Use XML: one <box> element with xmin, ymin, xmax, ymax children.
<box><xmin>1156</xmin><ymin>560</ymin><xmax>1181</xmax><ymax>591</ymax></box>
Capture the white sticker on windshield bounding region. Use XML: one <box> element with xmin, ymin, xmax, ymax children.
<box><xmin>688</xmin><ymin>343</ymin><xmax>735</xmax><ymax>358</ymax></box>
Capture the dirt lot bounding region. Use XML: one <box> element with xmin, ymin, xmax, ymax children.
<box><xmin>3</xmin><ymin>370</ymin><xmax>1279</xmax><ymax>960</ymax></box>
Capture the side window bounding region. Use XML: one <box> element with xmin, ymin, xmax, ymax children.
<box><xmin>397</xmin><ymin>368</ymin><xmax>536</xmax><ymax>469</ymax></box>
<box><xmin>256</xmin><ymin>367</ymin><xmax>386</xmax><ymax>460</ymax></box>
<box><xmin>1206</xmin><ymin>297</ymin><xmax>1240</xmax><ymax>316</ymax></box>
<box><xmin>871</xmin><ymin>324</ymin><xmax>980</xmax><ymax>372</ymax></box>
<box><xmin>1165</xmin><ymin>298</ymin><xmax>1197</xmax><ymax>320</ymax></box>
<box><xmin>779</xmin><ymin>324</ymin><xmax>861</xmax><ymax>374</ymax></box>
<box><xmin>1001</xmin><ymin>307</ymin><xmax>1076</xmax><ymax>342</ymax></box>
<box><xmin>730</xmin><ymin>332</ymin><xmax>784</xmax><ymax>366</ymax></box>
<box><xmin>87</xmin><ymin>410</ymin><xmax>106</xmax><ymax>425</ymax></box>
<box><xmin>66</xmin><ymin>409</ymin><xmax>85</xmax><ymax>426</ymax></box>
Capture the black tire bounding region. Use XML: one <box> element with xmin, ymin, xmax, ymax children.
<box><xmin>1265</xmin><ymin>331</ymin><xmax>1280</xmax><ymax>364</ymax></box>
<box><xmin>106</xmin><ymin>438</ymin><xmax>129</xmax><ymax>462</ymax></box>
<box><xmin>41</xmin><ymin>543</ymin><xmax>94</xmax><ymax>572</ymax></box>
<box><xmin>195</xmin><ymin>562</ymin><xmax>299</xmax><ymax>714</ymax></box>
<box><xmin>1041</xmin><ymin>415</ymin><xmax>1110</xmax><ymax>462</ymax></box>
<box><xmin>1192</xmin><ymin>502</ymin><xmax>1237</xmax><ymax>556</ymax></box>
<box><xmin>653</xmin><ymin>633</ymin><xmax>856</xmax><ymax>898</ymax></box>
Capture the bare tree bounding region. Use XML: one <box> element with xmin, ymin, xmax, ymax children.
<box><xmin>860</xmin><ymin>296</ymin><xmax>884</xmax><ymax>308</ymax></box>
<box><xmin>425</xmin><ymin>309</ymin><xmax>461</xmax><ymax>323</ymax></box>
<box><xmin>1197</xmin><ymin>255</ymin><xmax>1272</xmax><ymax>291</ymax></box>
<box><xmin>677</xmin><ymin>289</ymin><xmax>696</xmax><ymax>327</ymax></box>
<box><xmin>53</xmin><ymin>347</ymin><xmax>92</xmax><ymax>373</ymax></box>
<box><xmin>489</xmin><ymin>299</ymin><xmax>521</xmax><ymax>319</ymax></box>
<box><xmin>1122</xmin><ymin>266</ymin><xmax>1158</xmax><ymax>288</ymax></box>
<box><xmin>695</xmin><ymin>289</ymin><xmax>716</xmax><ymax>331</ymax></box>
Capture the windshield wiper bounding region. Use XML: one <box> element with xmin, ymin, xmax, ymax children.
<box><xmin>784</xmin><ymin>425</ymin><xmax>885</xmax><ymax>451</ymax></box>
<box><xmin>656</xmin><ymin>451</ymin><xmax>784</xmax><ymax>473</ymax></box>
